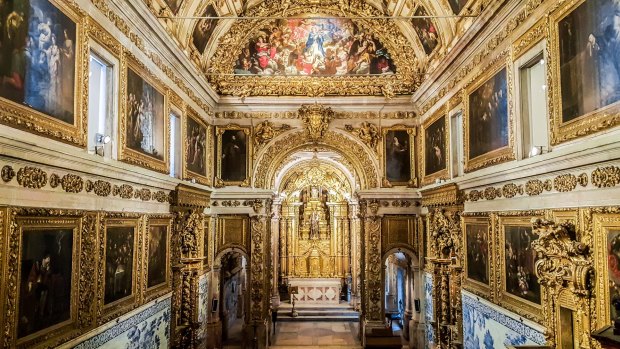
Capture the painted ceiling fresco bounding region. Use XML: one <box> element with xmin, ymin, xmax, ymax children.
<box><xmin>233</xmin><ymin>18</ymin><xmax>396</xmax><ymax>76</ymax></box>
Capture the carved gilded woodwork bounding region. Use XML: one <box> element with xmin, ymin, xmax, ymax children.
<box><xmin>420</xmin><ymin>107</ymin><xmax>449</xmax><ymax>186</ymax></box>
<box><xmin>300</xmin><ymin>104</ymin><xmax>333</xmax><ymax>142</ymax></box>
<box><xmin>360</xmin><ymin>200</ymin><xmax>383</xmax><ymax>323</ymax></box>
<box><xmin>344</xmin><ymin>122</ymin><xmax>381</xmax><ymax>155</ymax></box>
<box><xmin>215</xmin><ymin>110</ymin><xmax>416</xmax><ymax>120</ymax></box>
<box><xmin>118</xmin><ymin>51</ymin><xmax>171</xmax><ymax>174</ymax></box>
<box><xmin>548</xmin><ymin>0</ymin><xmax>620</xmax><ymax>145</ymax></box>
<box><xmin>253</xmin><ymin>121</ymin><xmax>291</xmax><ymax>151</ymax></box>
<box><xmin>249</xmin><ymin>216</ymin><xmax>268</xmax><ymax>321</ymax></box>
<box><xmin>420</xmin><ymin>183</ymin><xmax>462</xmax><ymax>208</ymax></box>
<box><xmin>215</xmin><ymin>215</ymin><xmax>250</xmax><ymax>257</ymax></box>
<box><xmin>592</xmin><ymin>210</ymin><xmax>620</xmax><ymax>331</ymax></box>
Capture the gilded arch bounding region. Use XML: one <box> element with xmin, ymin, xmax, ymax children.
<box><xmin>253</xmin><ymin>129</ymin><xmax>380</xmax><ymax>190</ymax></box>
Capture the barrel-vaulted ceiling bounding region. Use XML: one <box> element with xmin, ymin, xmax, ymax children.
<box><xmin>145</xmin><ymin>0</ymin><xmax>482</xmax><ymax>97</ymax></box>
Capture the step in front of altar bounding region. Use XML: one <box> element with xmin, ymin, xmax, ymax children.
<box><xmin>276</xmin><ymin>304</ymin><xmax>359</xmax><ymax>322</ymax></box>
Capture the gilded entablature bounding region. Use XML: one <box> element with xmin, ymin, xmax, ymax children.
<box><xmin>206</xmin><ymin>0</ymin><xmax>422</xmax><ymax>97</ymax></box>
<box><xmin>420</xmin><ymin>183</ymin><xmax>463</xmax><ymax>208</ymax></box>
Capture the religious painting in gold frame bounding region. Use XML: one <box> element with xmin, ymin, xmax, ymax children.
<box><xmin>463</xmin><ymin>55</ymin><xmax>515</xmax><ymax>173</ymax></box>
<box><xmin>592</xmin><ymin>212</ymin><xmax>620</xmax><ymax>331</ymax></box>
<box><xmin>183</xmin><ymin>110</ymin><xmax>212</xmax><ymax>186</ymax></box>
<box><xmin>118</xmin><ymin>52</ymin><xmax>170</xmax><ymax>174</ymax></box>
<box><xmin>143</xmin><ymin>215</ymin><xmax>172</xmax><ymax>302</ymax></box>
<box><xmin>548</xmin><ymin>0</ymin><xmax>620</xmax><ymax>145</ymax></box>
<box><xmin>215</xmin><ymin>125</ymin><xmax>252</xmax><ymax>187</ymax></box>
<box><xmin>0</xmin><ymin>0</ymin><xmax>87</xmax><ymax>147</ymax></box>
<box><xmin>382</xmin><ymin>125</ymin><xmax>416</xmax><ymax>187</ymax></box>
<box><xmin>97</xmin><ymin>214</ymin><xmax>141</xmax><ymax>322</ymax></box>
<box><xmin>497</xmin><ymin>214</ymin><xmax>544</xmax><ymax>323</ymax></box>
<box><xmin>461</xmin><ymin>215</ymin><xmax>491</xmax><ymax>299</ymax></box>
<box><xmin>421</xmin><ymin>109</ymin><xmax>449</xmax><ymax>186</ymax></box>
<box><xmin>1</xmin><ymin>211</ymin><xmax>84</xmax><ymax>348</ymax></box>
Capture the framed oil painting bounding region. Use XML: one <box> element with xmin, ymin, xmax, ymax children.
<box><xmin>421</xmin><ymin>110</ymin><xmax>448</xmax><ymax>185</ymax></box>
<box><xmin>412</xmin><ymin>6</ymin><xmax>439</xmax><ymax>55</ymax></box>
<box><xmin>119</xmin><ymin>57</ymin><xmax>169</xmax><ymax>173</ymax></box>
<box><xmin>0</xmin><ymin>0</ymin><xmax>86</xmax><ymax>146</ymax></box>
<box><xmin>192</xmin><ymin>4</ymin><xmax>218</xmax><ymax>55</ymax></box>
<box><xmin>4</xmin><ymin>214</ymin><xmax>82</xmax><ymax>348</ymax></box>
<box><xmin>216</xmin><ymin>125</ymin><xmax>251</xmax><ymax>186</ymax></box>
<box><xmin>382</xmin><ymin>126</ymin><xmax>416</xmax><ymax>187</ymax></box>
<box><xmin>462</xmin><ymin>216</ymin><xmax>491</xmax><ymax>298</ymax></box>
<box><xmin>593</xmin><ymin>213</ymin><xmax>620</xmax><ymax>330</ymax></box>
<box><xmin>464</xmin><ymin>59</ymin><xmax>515</xmax><ymax>172</ymax></box>
<box><xmin>100</xmin><ymin>218</ymin><xmax>139</xmax><ymax>314</ymax></box>
<box><xmin>144</xmin><ymin>217</ymin><xmax>172</xmax><ymax>301</ymax></box>
<box><xmin>549</xmin><ymin>0</ymin><xmax>620</xmax><ymax>144</ymax></box>
<box><xmin>184</xmin><ymin>111</ymin><xmax>212</xmax><ymax>186</ymax></box>
<box><xmin>498</xmin><ymin>215</ymin><xmax>543</xmax><ymax>322</ymax></box>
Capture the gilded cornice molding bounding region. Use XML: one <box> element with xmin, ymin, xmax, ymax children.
<box><xmin>172</xmin><ymin>184</ymin><xmax>212</xmax><ymax>209</ymax></box>
<box><xmin>420</xmin><ymin>183</ymin><xmax>463</xmax><ymax>208</ymax></box>
<box><xmin>213</xmin><ymin>110</ymin><xmax>416</xmax><ymax>120</ymax></box>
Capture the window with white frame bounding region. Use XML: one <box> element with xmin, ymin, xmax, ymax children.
<box><xmin>519</xmin><ymin>53</ymin><xmax>549</xmax><ymax>158</ymax></box>
<box><xmin>88</xmin><ymin>52</ymin><xmax>114</xmax><ymax>157</ymax></box>
<box><xmin>450</xmin><ymin>111</ymin><xmax>464</xmax><ymax>177</ymax></box>
<box><xmin>170</xmin><ymin>113</ymin><xmax>182</xmax><ymax>178</ymax></box>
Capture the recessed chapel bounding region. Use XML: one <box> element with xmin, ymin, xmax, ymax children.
<box><xmin>0</xmin><ymin>0</ymin><xmax>619</xmax><ymax>348</ymax></box>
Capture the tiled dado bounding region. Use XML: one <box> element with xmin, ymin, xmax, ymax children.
<box><xmin>463</xmin><ymin>165</ymin><xmax>620</xmax><ymax>202</ymax></box>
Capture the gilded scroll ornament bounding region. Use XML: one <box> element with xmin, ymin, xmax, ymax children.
<box><xmin>502</xmin><ymin>183</ymin><xmax>522</xmax><ymax>198</ymax></box>
<box><xmin>113</xmin><ymin>184</ymin><xmax>134</xmax><ymax>199</ymax></box>
<box><xmin>180</xmin><ymin>211</ymin><xmax>202</xmax><ymax>257</ymax></box>
<box><xmin>134</xmin><ymin>188</ymin><xmax>152</xmax><ymax>201</ymax></box>
<box><xmin>1</xmin><ymin>165</ymin><xmax>15</xmax><ymax>182</ymax></box>
<box><xmin>16</xmin><ymin>166</ymin><xmax>47</xmax><ymax>189</ymax></box>
<box><xmin>254</xmin><ymin>121</ymin><xmax>291</xmax><ymax>147</ymax></box>
<box><xmin>61</xmin><ymin>174</ymin><xmax>84</xmax><ymax>193</ymax></box>
<box><xmin>525</xmin><ymin>179</ymin><xmax>545</xmax><ymax>196</ymax></box>
<box><xmin>153</xmin><ymin>190</ymin><xmax>168</xmax><ymax>203</ymax></box>
<box><xmin>531</xmin><ymin>218</ymin><xmax>592</xmax><ymax>295</ymax></box>
<box><xmin>344</xmin><ymin>122</ymin><xmax>380</xmax><ymax>154</ymax></box>
<box><xmin>50</xmin><ymin>173</ymin><xmax>60</xmax><ymax>188</ymax></box>
<box><xmin>591</xmin><ymin>166</ymin><xmax>620</xmax><ymax>188</ymax></box>
<box><xmin>92</xmin><ymin>180</ymin><xmax>112</xmax><ymax>197</ymax></box>
<box><xmin>553</xmin><ymin>174</ymin><xmax>577</xmax><ymax>193</ymax></box>
<box><xmin>300</xmin><ymin>104</ymin><xmax>333</xmax><ymax>142</ymax></box>
<box><xmin>429</xmin><ymin>209</ymin><xmax>461</xmax><ymax>259</ymax></box>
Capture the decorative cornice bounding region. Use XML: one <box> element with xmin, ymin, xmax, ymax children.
<box><xmin>420</xmin><ymin>183</ymin><xmax>463</xmax><ymax>208</ymax></box>
<box><xmin>172</xmin><ymin>184</ymin><xmax>212</xmax><ymax>209</ymax></box>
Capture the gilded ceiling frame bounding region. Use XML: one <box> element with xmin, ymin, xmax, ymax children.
<box><xmin>277</xmin><ymin>160</ymin><xmax>353</xmax><ymax>200</ymax></box>
<box><xmin>205</xmin><ymin>0</ymin><xmax>421</xmax><ymax>97</ymax></box>
<box><xmin>253</xmin><ymin>129</ymin><xmax>380</xmax><ymax>189</ymax></box>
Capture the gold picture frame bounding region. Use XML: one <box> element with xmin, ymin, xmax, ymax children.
<box><xmin>462</xmin><ymin>215</ymin><xmax>492</xmax><ymax>299</ymax></box>
<box><xmin>97</xmin><ymin>214</ymin><xmax>141</xmax><ymax>323</ymax></box>
<box><xmin>183</xmin><ymin>110</ymin><xmax>212</xmax><ymax>186</ymax></box>
<box><xmin>143</xmin><ymin>215</ymin><xmax>173</xmax><ymax>302</ymax></box>
<box><xmin>118</xmin><ymin>52</ymin><xmax>170</xmax><ymax>174</ymax></box>
<box><xmin>463</xmin><ymin>55</ymin><xmax>515</xmax><ymax>172</ymax></box>
<box><xmin>548</xmin><ymin>0</ymin><xmax>620</xmax><ymax>145</ymax></box>
<box><xmin>0</xmin><ymin>0</ymin><xmax>87</xmax><ymax>147</ymax></box>
<box><xmin>420</xmin><ymin>109</ymin><xmax>449</xmax><ymax>186</ymax></box>
<box><xmin>382</xmin><ymin>125</ymin><xmax>417</xmax><ymax>187</ymax></box>
<box><xmin>497</xmin><ymin>215</ymin><xmax>544</xmax><ymax>323</ymax></box>
<box><xmin>1</xmin><ymin>211</ymin><xmax>84</xmax><ymax>348</ymax></box>
<box><xmin>215</xmin><ymin>124</ymin><xmax>252</xmax><ymax>187</ymax></box>
<box><xmin>592</xmin><ymin>213</ymin><xmax>620</xmax><ymax>331</ymax></box>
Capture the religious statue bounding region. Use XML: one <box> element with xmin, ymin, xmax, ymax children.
<box><xmin>310</xmin><ymin>211</ymin><xmax>320</xmax><ymax>239</ymax></box>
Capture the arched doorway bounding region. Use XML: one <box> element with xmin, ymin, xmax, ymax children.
<box><xmin>214</xmin><ymin>249</ymin><xmax>248</xmax><ymax>349</ymax></box>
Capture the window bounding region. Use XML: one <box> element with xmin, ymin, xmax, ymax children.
<box><xmin>88</xmin><ymin>52</ymin><xmax>114</xmax><ymax>157</ymax></box>
<box><xmin>519</xmin><ymin>53</ymin><xmax>549</xmax><ymax>158</ymax></box>
<box><xmin>450</xmin><ymin>111</ymin><xmax>463</xmax><ymax>177</ymax></box>
<box><xmin>170</xmin><ymin>113</ymin><xmax>182</xmax><ymax>178</ymax></box>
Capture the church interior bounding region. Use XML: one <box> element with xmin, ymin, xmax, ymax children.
<box><xmin>1</xmin><ymin>0</ymin><xmax>620</xmax><ymax>348</ymax></box>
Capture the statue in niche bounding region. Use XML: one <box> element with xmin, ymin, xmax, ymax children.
<box><xmin>321</xmin><ymin>188</ymin><xmax>330</xmax><ymax>226</ymax></box>
<box><xmin>310</xmin><ymin>211</ymin><xmax>321</xmax><ymax>239</ymax></box>
<box><xmin>299</xmin><ymin>188</ymin><xmax>308</xmax><ymax>225</ymax></box>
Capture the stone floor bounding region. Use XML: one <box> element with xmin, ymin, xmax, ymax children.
<box><xmin>270</xmin><ymin>321</ymin><xmax>362</xmax><ymax>348</ymax></box>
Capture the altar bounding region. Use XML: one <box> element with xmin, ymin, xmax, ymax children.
<box><xmin>289</xmin><ymin>278</ymin><xmax>342</xmax><ymax>304</ymax></box>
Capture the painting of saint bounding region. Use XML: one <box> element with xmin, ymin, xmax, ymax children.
<box><xmin>607</xmin><ymin>230</ymin><xmax>620</xmax><ymax>320</ymax></box>
<box><xmin>447</xmin><ymin>0</ymin><xmax>469</xmax><ymax>15</ymax></box>
<box><xmin>147</xmin><ymin>225</ymin><xmax>168</xmax><ymax>288</ymax></box>
<box><xmin>164</xmin><ymin>0</ymin><xmax>183</xmax><ymax>14</ymax></box>
<box><xmin>504</xmin><ymin>225</ymin><xmax>540</xmax><ymax>304</ymax></box>
<box><xmin>186</xmin><ymin>116</ymin><xmax>207</xmax><ymax>177</ymax></box>
<box><xmin>233</xmin><ymin>18</ymin><xmax>395</xmax><ymax>76</ymax></box>
<box><xmin>424</xmin><ymin>116</ymin><xmax>446</xmax><ymax>176</ymax></box>
<box><xmin>220</xmin><ymin>129</ymin><xmax>247</xmax><ymax>182</ymax></box>
<box><xmin>0</xmin><ymin>0</ymin><xmax>76</xmax><ymax>124</ymax></box>
<box><xmin>192</xmin><ymin>4</ymin><xmax>218</xmax><ymax>55</ymax></box>
<box><xmin>104</xmin><ymin>226</ymin><xmax>135</xmax><ymax>304</ymax></box>
<box><xmin>558</xmin><ymin>0</ymin><xmax>620</xmax><ymax>123</ymax></box>
<box><xmin>468</xmin><ymin>68</ymin><xmax>509</xmax><ymax>160</ymax></box>
<box><xmin>18</xmin><ymin>228</ymin><xmax>73</xmax><ymax>338</ymax></box>
<box><xmin>412</xmin><ymin>6</ymin><xmax>439</xmax><ymax>55</ymax></box>
<box><xmin>465</xmin><ymin>224</ymin><xmax>488</xmax><ymax>285</ymax></box>
<box><xmin>385</xmin><ymin>130</ymin><xmax>411</xmax><ymax>183</ymax></box>
<box><xmin>126</xmin><ymin>68</ymin><xmax>165</xmax><ymax>160</ymax></box>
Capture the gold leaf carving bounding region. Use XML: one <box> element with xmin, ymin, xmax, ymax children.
<box><xmin>16</xmin><ymin>166</ymin><xmax>47</xmax><ymax>189</ymax></box>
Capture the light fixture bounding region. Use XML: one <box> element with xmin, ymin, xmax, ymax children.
<box><xmin>95</xmin><ymin>133</ymin><xmax>111</xmax><ymax>156</ymax></box>
<box><xmin>529</xmin><ymin>145</ymin><xmax>546</xmax><ymax>157</ymax></box>
<box><xmin>539</xmin><ymin>58</ymin><xmax>545</xmax><ymax>65</ymax></box>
